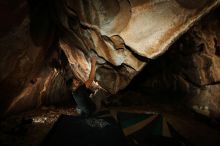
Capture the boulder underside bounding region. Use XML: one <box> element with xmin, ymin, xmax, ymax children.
<box><xmin>0</xmin><ymin>0</ymin><xmax>220</xmax><ymax>116</ymax></box>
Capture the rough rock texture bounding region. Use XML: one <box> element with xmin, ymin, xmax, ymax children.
<box><xmin>186</xmin><ymin>12</ymin><xmax>220</xmax><ymax>117</ymax></box>
<box><xmin>57</xmin><ymin>0</ymin><xmax>220</xmax><ymax>95</ymax></box>
<box><xmin>0</xmin><ymin>0</ymin><xmax>70</xmax><ymax>115</ymax></box>
<box><xmin>0</xmin><ymin>0</ymin><xmax>220</xmax><ymax>115</ymax></box>
<box><xmin>130</xmin><ymin>8</ymin><xmax>220</xmax><ymax>118</ymax></box>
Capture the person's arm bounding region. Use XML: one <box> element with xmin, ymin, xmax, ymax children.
<box><xmin>85</xmin><ymin>56</ymin><xmax>96</xmax><ymax>89</ymax></box>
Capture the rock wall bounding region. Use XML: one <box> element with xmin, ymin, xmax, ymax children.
<box><xmin>131</xmin><ymin>8</ymin><xmax>220</xmax><ymax>117</ymax></box>
<box><xmin>0</xmin><ymin>0</ymin><xmax>70</xmax><ymax>115</ymax></box>
<box><xmin>0</xmin><ymin>0</ymin><xmax>220</xmax><ymax>115</ymax></box>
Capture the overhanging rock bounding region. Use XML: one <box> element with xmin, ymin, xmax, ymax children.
<box><xmin>1</xmin><ymin>0</ymin><xmax>220</xmax><ymax>114</ymax></box>
<box><xmin>59</xmin><ymin>0</ymin><xmax>220</xmax><ymax>94</ymax></box>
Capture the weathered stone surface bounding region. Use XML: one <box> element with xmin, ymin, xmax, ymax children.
<box><xmin>0</xmin><ymin>1</ymin><xmax>69</xmax><ymax>114</ymax></box>
<box><xmin>129</xmin><ymin>8</ymin><xmax>220</xmax><ymax>117</ymax></box>
<box><xmin>191</xmin><ymin>85</ymin><xmax>220</xmax><ymax>117</ymax></box>
<box><xmin>1</xmin><ymin>0</ymin><xmax>220</xmax><ymax>115</ymax></box>
<box><xmin>58</xmin><ymin>0</ymin><xmax>220</xmax><ymax>94</ymax></box>
<box><xmin>115</xmin><ymin>0</ymin><xmax>219</xmax><ymax>58</ymax></box>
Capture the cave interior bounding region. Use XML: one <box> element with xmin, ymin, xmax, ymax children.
<box><xmin>1</xmin><ymin>0</ymin><xmax>220</xmax><ymax>146</ymax></box>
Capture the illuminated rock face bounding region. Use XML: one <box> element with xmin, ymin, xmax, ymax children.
<box><xmin>58</xmin><ymin>0</ymin><xmax>220</xmax><ymax>93</ymax></box>
<box><xmin>132</xmin><ymin>11</ymin><xmax>220</xmax><ymax>117</ymax></box>
<box><xmin>0</xmin><ymin>0</ymin><xmax>220</xmax><ymax>114</ymax></box>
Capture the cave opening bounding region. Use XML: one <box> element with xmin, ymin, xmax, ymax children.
<box><xmin>1</xmin><ymin>0</ymin><xmax>220</xmax><ymax>146</ymax></box>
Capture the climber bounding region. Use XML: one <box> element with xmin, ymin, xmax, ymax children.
<box><xmin>71</xmin><ymin>56</ymin><xmax>97</xmax><ymax>116</ymax></box>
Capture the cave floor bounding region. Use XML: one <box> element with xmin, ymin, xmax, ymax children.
<box><xmin>0</xmin><ymin>96</ymin><xmax>220</xmax><ymax>146</ymax></box>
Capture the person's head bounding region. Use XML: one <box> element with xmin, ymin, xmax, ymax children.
<box><xmin>72</xmin><ymin>78</ymin><xmax>81</xmax><ymax>90</ymax></box>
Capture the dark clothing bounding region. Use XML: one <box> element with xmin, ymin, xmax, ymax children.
<box><xmin>72</xmin><ymin>84</ymin><xmax>96</xmax><ymax>116</ymax></box>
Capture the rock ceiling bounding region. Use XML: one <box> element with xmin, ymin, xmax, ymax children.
<box><xmin>0</xmin><ymin>0</ymin><xmax>220</xmax><ymax>114</ymax></box>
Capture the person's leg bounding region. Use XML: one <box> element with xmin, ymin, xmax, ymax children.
<box><xmin>91</xmin><ymin>89</ymin><xmax>109</xmax><ymax>112</ymax></box>
<box><xmin>72</xmin><ymin>92</ymin><xmax>96</xmax><ymax>116</ymax></box>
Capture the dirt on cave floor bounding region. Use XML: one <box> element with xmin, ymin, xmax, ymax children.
<box><xmin>0</xmin><ymin>91</ymin><xmax>220</xmax><ymax>146</ymax></box>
